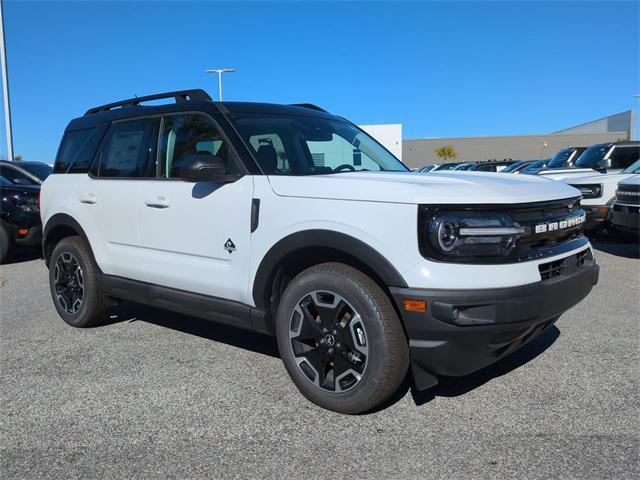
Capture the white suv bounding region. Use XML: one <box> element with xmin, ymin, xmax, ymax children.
<box><xmin>563</xmin><ymin>159</ymin><xmax>640</xmax><ymax>231</ymax></box>
<box><xmin>41</xmin><ymin>90</ymin><xmax>599</xmax><ymax>413</ymax></box>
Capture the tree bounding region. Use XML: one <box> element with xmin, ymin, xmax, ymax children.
<box><xmin>15</xmin><ymin>155</ymin><xmax>23</xmax><ymax>161</ymax></box>
<box><xmin>434</xmin><ymin>145</ymin><xmax>458</xmax><ymax>162</ymax></box>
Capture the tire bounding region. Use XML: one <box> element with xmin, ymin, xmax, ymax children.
<box><xmin>275</xmin><ymin>262</ymin><xmax>409</xmax><ymax>414</ymax></box>
<box><xmin>0</xmin><ymin>224</ymin><xmax>13</xmax><ymax>264</ymax></box>
<box><xmin>49</xmin><ymin>236</ymin><xmax>109</xmax><ymax>327</ymax></box>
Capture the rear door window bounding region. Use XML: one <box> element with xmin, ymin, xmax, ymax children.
<box><xmin>97</xmin><ymin>119</ymin><xmax>157</xmax><ymax>178</ymax></box>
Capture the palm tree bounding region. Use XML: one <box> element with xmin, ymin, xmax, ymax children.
<box><xmin>434</xmin><ymin>145</ymin><xmax>458</xmax><ymax>162</ymax></box>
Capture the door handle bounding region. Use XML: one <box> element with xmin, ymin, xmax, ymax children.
<box><xmin>79</xmin><ymin>193</ymin><xmax>97</xmax><ymax>204</ymax></box>
<box><xmin>144</xmin><ymin>197</ymin><xmax>171</xmax><ymax>209</ymax></box>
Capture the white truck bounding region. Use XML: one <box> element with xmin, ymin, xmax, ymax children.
<box><xmin>40</xmin><ymin>90</ymin><xmax>599</xmax><ymax>413</ymax></box>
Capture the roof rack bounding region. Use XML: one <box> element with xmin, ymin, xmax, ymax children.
<box><xmin>85</xmin><ymin>89</ymin><xmax>212</xmax><ymax>115</ymax></box>
<box><xmin>289</xmin><ymin>103</ymin><xmax>328</xmax><ymax>113</ymax></box>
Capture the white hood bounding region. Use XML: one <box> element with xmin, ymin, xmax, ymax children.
<box><xmin>562</xmin><ymin>173</ymin><xmax>635</xmax><ymax>186</ymax></box>
<box><xmin>267</xmin><ymin>171</ymin><xmax>581</xmax><ymax>205</ymax></box>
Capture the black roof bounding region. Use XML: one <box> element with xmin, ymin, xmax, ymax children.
<box><xmin>67</xmin><ymin>89</ymin><xmax>334</xmax><ymax>131</ymax></box>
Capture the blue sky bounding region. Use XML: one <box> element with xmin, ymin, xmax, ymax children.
<box><xmin>2</xmin><ymin>0</ymin><xmax>638</xmax><ymax>162</ymax></box>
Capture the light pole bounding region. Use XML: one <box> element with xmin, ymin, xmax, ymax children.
<box><xmin>0</xmin><ymin>0</ymin><xmax>14</xmax><ymax>161</ymax></box>
<box><xmin>204</xmin><ymin>67</ymin><xmax>235</xmax><ymax>101</ymax></box>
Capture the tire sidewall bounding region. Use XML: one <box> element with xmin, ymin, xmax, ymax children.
<box><xmin>49</xmin><ymin>237</ymin><xmax>100</xmax><ymax>327</ymax></box>
<box><xmin>276</xmin><ymin>266</ymin><xmax>397</xmax><ymax>413</ymax></box>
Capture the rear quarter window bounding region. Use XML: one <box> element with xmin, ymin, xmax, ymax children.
<box><xmin>54</xmin><ymin>129</ymin><xmax>92</xmax><ymax>173</ymax></box>
<box><xmin>54</xmin><ymin>125</ymin><xmax>108</xmax><ymax>174</ymax></box>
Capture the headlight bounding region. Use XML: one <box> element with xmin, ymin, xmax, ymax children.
<box><xmin>424</xmin><ymin>211</ymin><xmax>525</xmax><ymax>259</ymax></box>
<box><xmin>570</xmin><ymin>184</ymin><xmax>602</xmax><ymax>199</ymax></box>
<box><xmin>14</xmin><ymin>195</ymin><xmax>39</xmax><ymax>213</ymax></box>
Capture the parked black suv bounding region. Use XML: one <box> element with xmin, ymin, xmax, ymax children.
<box><xmin>0</xmin><ymin>161</ymin><xmax>43</xmax><ymax>263</ymax></box>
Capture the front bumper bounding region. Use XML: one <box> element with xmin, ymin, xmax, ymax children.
<box><xmin>390</xmin><ymin>248</ymin><xmax>599</xmax><ymax>390</ymax></box>
<box><xmin>14</xmin><ymin>225</ymin><xmax>42</xmax><ymax>246</ymax></box>
<box><xmin>583</xmin><ymin>205</ymin><xmax>609</xmax><ymax>230</ymax></box>
<box><xmin>609</xmin><ymin>202</ymin><xmax>639</xmax><ymax>233</ymax></box>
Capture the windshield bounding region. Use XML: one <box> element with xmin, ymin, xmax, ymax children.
<box><xmin>19</xmin><ymin>162</ymin><xmax>52</xmax><ymax>180</ymax></box>
<box><xmin>230</xmin><ymin>114</ymin><xmax>407</xmax><ymax>175</ymax></box>
<box><xmin>502</xmin><ymin>161</ymin><xmax>526</xmax><ymax>173</ymax></box>
<box><xmin>548</xmin><ymin>148</ymin><xmax>574</xmax><ymax>168</ymax></box>
<box><xmin>0</xmin><ymin>166</ymin><xmax>38</xmax><ymax>185</ymax></box>
<box><xmin>622</xmin><ymin>159</ymin><xmax>640</xmax><ymax>174</ymax></box>
<box><xmin>522</xmin><ymin>159</ymin><xmax>547</xmax><ymax>171</ymax></box>
<box><xmin>575</xmin><ymin>144</ymin><xmax>611</xmax><ymax>168</ymax></box>
<box><xmin>436</xmin><ymin>163</ymin><xmax>460</xmax><ymax>171</ymax></box>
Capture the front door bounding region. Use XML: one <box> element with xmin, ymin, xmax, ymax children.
<box><xmin>138</xmin><ymin>113</ymin><xmax>254</xmax><ymax>304</ymax></box>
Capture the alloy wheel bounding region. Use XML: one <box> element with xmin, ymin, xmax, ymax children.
<box><xmin>53</xmin><ymin>252</ymin><xmax>85</xmax><ymax>314</ymax></box>
<box><xmin>289</xmin><ymin>290</ymin><xmax>368</xmax><ymax>393</ymax></box>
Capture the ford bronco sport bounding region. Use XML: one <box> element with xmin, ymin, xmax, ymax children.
<box><xmin>41</xmin><ymin>90</ymin><xmax>599</xmax><ymax>414</ymax></box>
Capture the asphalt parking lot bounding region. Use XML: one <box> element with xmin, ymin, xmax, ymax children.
<box><xmin>1</xmin><ymin>236</ymin><xmax>638</xmax><ymax>480</ymax></box>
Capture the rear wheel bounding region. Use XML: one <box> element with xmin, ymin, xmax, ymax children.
<box><xmin>49</xmin><ymin>236</ymin><xmax>108</xmax><ymax>327</ymax></box>
<box><xmin>276</xmin><ymin>263</ymin><xmax>409</xmax><ymax>414</ymax></box>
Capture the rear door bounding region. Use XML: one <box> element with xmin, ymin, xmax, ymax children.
<box><xmin>138</xmin><ymin>112</ymin><xmax>254</xmax><ymax>304</ymax></box>
<box><xmin>76</xmin><ymin>117</ymin><xmax>159</xmax><ymax>281</ymax></box>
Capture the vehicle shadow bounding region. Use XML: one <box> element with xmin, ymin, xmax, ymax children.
<box><xmin>106</xmin><ymin>301</ymin><xmax>561</xmax><ymax>412</ymax></box>
<box><xmin>588</xmin><ymin>230</ymin><xmax>639</xmax><ymax>259</ymax></box>
<box><xmin>106</xmin><ymin>301</ymin><xmax>280</xmax><ymax>358</ymax></box>
<box><xmin>4</xmin><ymin>247</ymin><xmax>41</xmax><ymax>264</ymax></box>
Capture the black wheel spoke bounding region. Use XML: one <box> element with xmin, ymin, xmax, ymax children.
<box><xmin>289</xmin><ymin>290</ymin><xmax>368</xmax><ymax>394</ymax></box>
<box><xmin>53</xmin><ymin>252</ymin><xmax>84</xmax><ymax>314</ymax></box>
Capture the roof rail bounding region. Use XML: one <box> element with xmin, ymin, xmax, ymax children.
<box><xmin>85</xmin><ymin>89</ymin><xmax>212</xmax><ymax>115</ymax></box>
<box><xmin>289</xmin><ymin>103</ymin><xmax>328</xmax><ymax>113</ymax></box>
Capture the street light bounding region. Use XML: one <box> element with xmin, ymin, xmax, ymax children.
<box><xmin>0</xmin><ymin>0</ymin><xmax>14</xmax><ymax>162</ymax></box>
<box><xmin>205</xmin><ymin>67</ymin><xmax>235</xmax><ymax>101</ymax></box>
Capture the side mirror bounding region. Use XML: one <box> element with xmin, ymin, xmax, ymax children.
<box><xmin>596</xmin><ymin>158</ymin><xmax>611</xmax><ymax>172</ymax></box>
<box><xmin>179</xmin><ymin>153</ymin><xmax>236</xmax><ymax>183</ymax></box>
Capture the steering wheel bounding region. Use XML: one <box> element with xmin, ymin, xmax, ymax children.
<box><xmin>333</xmin><ymin>164</ymin><xmax>356</xmax><ymax>172</ymax></box>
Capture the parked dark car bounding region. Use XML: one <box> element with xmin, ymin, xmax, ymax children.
<box><xmin>0</xmin><ymin>161</ymin><xmax>43</xmax><ymax>263</ymax></box>
<box><xmin>16</xmin><ymin>161</ymin><xmax>53</xmax><ymax>181</ymax></box>
<box><xmin>547</xmin><ymin>147</ymin><xmax>587</xmax><ymax>169</ymax></box>
<box><xmin>467</xmin><ymin>160</ymin><xmax>517</xmax><ymax>172</ymax></box>
<box><xmin>501</xmin><ymin>160</ymin><xmax>537</xmax><ymax>173</ymax></box>
<box><xmin>521</xmin><ymin>159</ymin><xmax>551</xmax><ymax>175</ymax></box>
<box><xmin>452</xmin><ymin>162</ymin><xmax>476</xmax><ymax>170</ymax></box>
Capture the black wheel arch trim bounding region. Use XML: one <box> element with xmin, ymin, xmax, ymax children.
<box><xmin>42</xmin><ymin>213</ymin><xmax>94</xmax><ymax>267</ymax></box>
<box><xmin>252</xmin><ymin>229</ymin><xmax>408</xmax><ymax>310</ymax></box>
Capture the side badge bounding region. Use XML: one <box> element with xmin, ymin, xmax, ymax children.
<box><xmin>224</xmin><ymin>239</ymin><xmax>237</xmax><ymax>254</ymax></box>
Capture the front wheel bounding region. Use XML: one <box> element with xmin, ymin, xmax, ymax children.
<box><xmin>276</xmin><ymin>263</ymin><xmax>409</xmax><ymax>414</ymax></box>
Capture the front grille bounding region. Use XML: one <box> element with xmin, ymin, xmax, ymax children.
<box><xmin>539</xmin><ymin>248</ymin><xmax>593</xmax><ymax>281</ymax></box>
<box><xmin>615</xmin><ymin>185</ymin><xmax>640</xmax><ymax>205</ymax></box>
<box><xmin>509</xmin><ymin>197</ymin><xmax>585</xmax><ymax>257</ymax></box>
